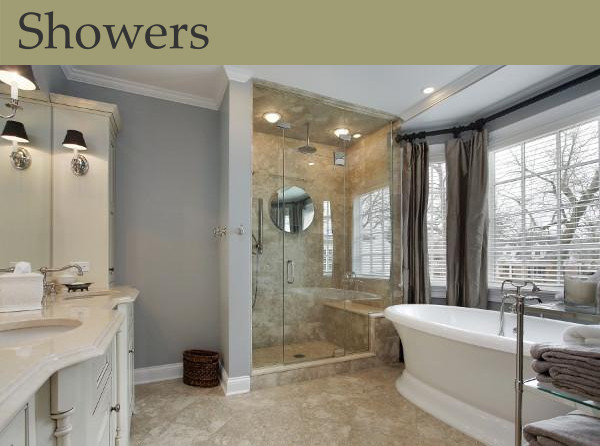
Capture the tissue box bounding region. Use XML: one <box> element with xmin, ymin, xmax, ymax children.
<box><xmin>0</xmin><ymin>273</ymin><xmax>44</xmax><ymax>312</ymax></box>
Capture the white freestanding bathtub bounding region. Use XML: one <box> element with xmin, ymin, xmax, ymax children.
<box><xmin>384</xmin><ymin>305</ymin><xmax>577</xmax><ymax>446</ymax></box>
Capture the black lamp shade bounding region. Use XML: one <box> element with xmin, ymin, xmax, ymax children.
<box><xmin>0</xmin><ymin>66</ymin><xmax>37</xmax><ymax>91</ymax></box>
<box><xmin>1</xmin><ymin>120</ymin><xmax>29</xmax><ymax>143</ymax></box>
<box><xmin>63</xmin><ymin>130</ymin><xmax>88</xmax><ymax>151</ymax></box>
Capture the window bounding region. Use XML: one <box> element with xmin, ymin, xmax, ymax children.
<box><xmin>428</xmin><ymin>160</ymin><xmax>447</xmax><ymax>285</ymax></box>
<box><xmin>490</xmin><ymin>119</ymin><xmax>600</xmax><ymax>288</ymax></box>
<box><xmin>323</xmin><ymin>200</ymin><xmax>333</xmax><ymax>276</ymax></box>
<box><xmin>352</xmin><ymin>186</ymin><xmax>391</xmax><ymax>278</ymax></box>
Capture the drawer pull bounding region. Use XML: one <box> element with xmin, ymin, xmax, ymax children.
<box><xmin>111</xmin><ymin>404</ymin><xmax>121</xmax><ymax>413</ymax></box>
<box><xmin>129</xmin><ymin>348</ymin><xmax>134</xmax><ymax>353</ymax></box>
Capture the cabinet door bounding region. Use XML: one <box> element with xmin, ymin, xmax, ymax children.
<box><xmin>128</xmin><ymin>308</ymin><xmax>135</xmax><ymax>415</ymax></box>
<box><xmin>109</xmin><ymin>142</ymin><xmax>116</xmax><ymax>285</ymax></box>
<box><xmin>92</xmin><ymin>379</ymin><xmax>112</xmax><ymax>446</ymax></box>
<box><xmin>0</xmin><ymin>406</ymin><xmax>27</xmax><ymax>446</ymax></box>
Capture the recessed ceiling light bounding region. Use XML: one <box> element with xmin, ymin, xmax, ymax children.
<box><xmin>422</xmin><ymin>86</ymin><xmax>435</xmax><ymax>95</ymax></box>
<box><xmin>334</xmin><ymin>128</ymin><xmax>350</xmax><ymax>138</ymax></box>
<box><xmin>352</xmin><ymin>133</ymin><xmax>362</xmax><ymax>139</ymax></box>
<box><xmin>308</xmin><ymin>162</ymin><xmax>315</xmax><ymax>166</ymax></box>
<box><xmin>263</xmin><ymin>112</ymin><xmax>281</xmax><ymax>124</ymax></box>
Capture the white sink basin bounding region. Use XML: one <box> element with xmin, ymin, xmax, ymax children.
<box><xmin>0</xmin><ymin>318</ymin><xmax>82</xmax><ymax>348</ymax></box>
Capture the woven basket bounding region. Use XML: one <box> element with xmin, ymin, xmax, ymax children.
<box><xmin>183</xmin><ymin>349</ymin><xmax>220</xmax><ymax>387</ymax></box>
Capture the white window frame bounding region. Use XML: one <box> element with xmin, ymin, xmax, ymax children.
<box><xmin>488</xmin><ymin>116</ymin><xmax>600</xmax><ymax>290</ymax></box>
<box><xmin>352</xmin><ymin>186</ymin><xmax>391</xmax><ymax>279</ymax></box>
<box><xmin>427</xmin><ymin>145</ymin><xmax>447</xmax><ymax>287</ymax></box>
<box><xmin>322</xmin><ymin>200</ymin><xmax>333</xmax><ymax>276</ymax></box>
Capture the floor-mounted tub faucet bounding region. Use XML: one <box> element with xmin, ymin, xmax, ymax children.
<box><xmin>498</xmin><ymin>280</ymin><xmax>542</xmax><ymax>336</ymax></box>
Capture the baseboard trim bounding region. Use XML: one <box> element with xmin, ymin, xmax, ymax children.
<box><xmin>220</xmin><ymin>367</ymin><xmax>251</xmax><ymax>396</ymax></box>
<box><xmin>134</xmin><ymin>363</ymin><xmax>183</xmax><ymax>385</ymax></box>
<box><xmin>135</xmin><ymin>362</ymin><xmax>251</xmax><ymax>396</ymax></box>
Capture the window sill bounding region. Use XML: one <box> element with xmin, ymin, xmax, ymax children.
<box><xmin>429</xmin><ymin>285</ymin><xmax>559</xmax><ymax>304</ymax></box>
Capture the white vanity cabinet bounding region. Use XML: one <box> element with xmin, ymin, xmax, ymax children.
<box><xmin>45</xmin><ymin>303</ymin><xmax>135</xmax><ymax>446</ymax></box>
<box><xmin>50</xmin><ymin>340</ymin><xmax>118</xmax><ymax>446</ymax></box>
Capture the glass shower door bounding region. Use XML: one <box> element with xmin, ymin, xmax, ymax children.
<box><xmin>251</xmin><ymin>125</ymin><xmax>286</xmax><ymax>368</ymax></box>
<box><xmin>282</xmin><ymin>124</ymin><xmax>348</xmax><ymax>364</ymax></box>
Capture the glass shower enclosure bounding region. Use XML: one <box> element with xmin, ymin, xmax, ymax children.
<box><xmin>252</xmin><ymin>84</ymin><xmax>392</xmax><ymax>369</ymax></box>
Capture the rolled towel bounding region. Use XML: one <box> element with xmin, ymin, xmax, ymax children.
<box><xmin>530</xmin><ymin>343</ymin><xmax>600</xmax><ymax>371</ymax></box>
<box><xmin>524</xmin><ymin>411</ymin><xmax>600</xmax><ymax>446</ymax></box>
<box><xmin>563</xmin><ymin>325</ymin><xmax>600</xmax><ymax>346</ymax></box>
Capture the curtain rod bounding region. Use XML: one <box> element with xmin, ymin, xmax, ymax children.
<box><xmin>395</xmin><ymin>67</ymin><xmax>600</xmax><ymax>143</ymax></box>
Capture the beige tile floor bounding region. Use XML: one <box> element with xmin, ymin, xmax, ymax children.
<box><xmin>133</xmin><ymin>365</ymin><xmax>482</xmax><ymax>445</ymax></box>
<box><xmin>252</xmin><ymin>340</ymin><xmax>346</xmax><ymax>368</ymax></box>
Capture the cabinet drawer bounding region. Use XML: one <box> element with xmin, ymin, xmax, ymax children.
<box><xmin>0</xmin><ymin>406</ymin><xmax>27</xmax><ymax>446</ymax></box>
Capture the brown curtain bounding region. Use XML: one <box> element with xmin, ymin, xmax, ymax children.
<box><xmin>445</xmin><ymin>130</ymin><xmax>488</xmax><ymax>308</ymax></box>
<box><xmin>400</xmin><ymin>140</ymin><xmax>431</xmax><ymax>304</ymax></box>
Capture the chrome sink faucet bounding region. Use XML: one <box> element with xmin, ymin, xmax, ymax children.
<box><xmin>39</xmin><ymin>264</ymin><xmax>84</xmax><ymax>303</ymax></box>
<box><xmin>498</xmin><ymin>280</ymin><xmax>542</xmax><ymax>336</ymax></box>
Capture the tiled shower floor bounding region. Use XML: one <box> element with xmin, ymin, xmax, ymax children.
<box><xmin>252</xmin><ymin>340</ymin><xmax>346</xmax><ymax>368</ymax></box>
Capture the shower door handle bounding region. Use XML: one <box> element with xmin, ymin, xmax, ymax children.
<box><xmin>287</xmin><ymin>260</ymin><xmax>295</xmax><ymax>284</ymax></box>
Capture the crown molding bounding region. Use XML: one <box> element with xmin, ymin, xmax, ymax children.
<box><xmin>61</xmin><ymin>65</ymin><xmax>222</xmax><ymax>110</ymax></box>
<box><xmin>400</xmin><ymin>65</ymin><xmax>506</xmax><ymax>123</ymax></box>
<box><xmin>223</xmin><ymin>65</ymin><xmax>253</xmax><ymax>83</ymax></box>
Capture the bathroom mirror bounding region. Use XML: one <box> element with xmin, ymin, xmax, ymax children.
<box><xmin>269</xmin><ymin>186</ymin><xmax>315</xmax><ymax>233</ymax></box>
<box><xmin>0</xmin><ymin>93</ymin><xmax>52</xmax><ymax>270</ymax></box>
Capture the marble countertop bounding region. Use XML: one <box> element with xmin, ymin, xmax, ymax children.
<box><xmin>0</xmin><ymin>286</ymin><xmax>139</xmax><ymax>429</ymax></box>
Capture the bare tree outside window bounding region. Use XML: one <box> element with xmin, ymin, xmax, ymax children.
<box><xmin>491</xmin><ymin>120</ymin><xmax>600</xmax><ymax>287</ymax></box>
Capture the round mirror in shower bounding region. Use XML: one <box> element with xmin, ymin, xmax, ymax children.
<box><xmin>269</xmin><ymin>186</ymin><xmax>315</xmax><ymax>233</ymax></box>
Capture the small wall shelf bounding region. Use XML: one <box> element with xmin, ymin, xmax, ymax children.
<box><xmin>524</xmin><ymin>378</ymin><xmax>600</xmax><ymax>417</ymax></box>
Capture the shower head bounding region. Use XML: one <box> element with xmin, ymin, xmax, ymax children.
<box><xmin>298</xmin><ymin>145</ymin><xmax>317</xmax><ymax>154</ymax></box>
<box><xmin>297</xmin><ymin>123</ymin><xmax>317</xmax><ymax>154</ymax></box>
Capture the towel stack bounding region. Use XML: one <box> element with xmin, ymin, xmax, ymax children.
<box><xmin>531</xmin><ymin>343</ymin><xmax>600</xmax><ymax>399</ymax></box>
<box><xmin>524</xmin><ymin>411</ymin><xmax>600</xmax><ymax>446</ymax></box>
<box><xmin>531</xmin><ymin>325</ymin><xmax>600</xmax><ymax>400</ymax></box>
<box><xmin>526</xmin><ymin>326</ymin><xmax>600</xmax><ymax>446</ymax></box>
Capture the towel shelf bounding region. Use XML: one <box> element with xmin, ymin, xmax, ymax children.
<box><xmin>524</xmin><ymin>378</ymin><xmax>600</xmax><ymax>417</ymax></box>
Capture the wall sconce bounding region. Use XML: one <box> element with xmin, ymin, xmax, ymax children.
<box><xmin>1</xmin><ymin>120</ymin><xmax>31</xmax><ymax>170</ymax></box>
<box><xmin>63</xmin><ymin>130</ymin><xmax>89</xmax><ymax>176</ymax></box>
<box><xmin>0</xmin><ymin>66</ymin><xmax>38</xmax><ymax>120</ymax></box>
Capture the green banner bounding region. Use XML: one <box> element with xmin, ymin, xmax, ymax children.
<box><xmin>1</xmin><ymin>0</ymin><xmax>599</xmax><ymax>64</ymax></box>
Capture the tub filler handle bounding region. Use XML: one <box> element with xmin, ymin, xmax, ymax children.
<box><xmin>286</xmin><ymin>260</ymin><xmax>295</xmax><ymax>284</ymax></box>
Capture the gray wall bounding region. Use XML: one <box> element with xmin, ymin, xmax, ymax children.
<box><xmin>219</xmin><ymin>88</ymin><xmax>230</xmax><ymax>372</ymax></box>
<box><xmin>218</xmin><ymin>81</ymin><xmax>253</xmax><ymax>378</ymax></box>
<box><xmin>32</xmin><ymin>66</ymin><xmax>69</xmax><ymax>94</ymax></box>
<box><xmin>64</xmin><ymin>81</ymin><xmax>221</xmax><ymax>368</ymax></box>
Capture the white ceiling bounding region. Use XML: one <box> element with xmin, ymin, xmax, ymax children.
<box><xmin>61</xmin><ymin>65</ymin><xmax>594</xmax><ymax>129</ymax></box>
<box><xmin>234</xmin><ymin>65</ymin><xmax>477</xmax><ymax>117</ymax></box>
<box><xmin>401</xmin><ymin>65</ymin><xmax>593</xmax><ymax>131</ymax></box>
